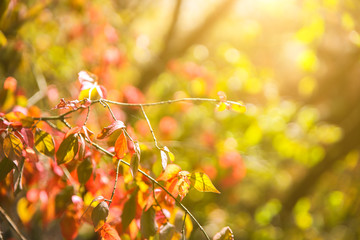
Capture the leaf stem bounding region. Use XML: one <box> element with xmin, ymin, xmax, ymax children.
<box><xmin>108</xmin><ymin>159</ymin><xmax>122</xmax><ymax>208</ymax></box>
<box><xmin>140</xmin><ymin>105</ymin><xmax>161</xmax><ymax>150</ymax></box>
<box><xmin>100</xmin><ymin>99</ymin><xmax>117</xmax><ymax>121</ymax></box>
<box><xmin>181</xmin><ymin>212</ymin><xmax>188</xmax><ymax>238</ymax></box>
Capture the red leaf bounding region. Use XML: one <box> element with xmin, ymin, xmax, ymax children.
<box><xmin>60</xmin><ymin>212</ymin><xmax>80</xmax><ymax>240</ymax></box>
<box><xmin>97</xmin><ymin>120</ymin><xmax>126</xmax><ymax>140</ymax></box>
<box><xmin>99</xmin><ymin>223</ymin><xmax>121</xmax><ymax>240</ymax></box>
<box><xmin>115</xmin><ymin>130</ymin><xmax>127</xmax><ymax>159</ymax></box>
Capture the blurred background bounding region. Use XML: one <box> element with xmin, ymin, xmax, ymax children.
<box><xmin>1</xmin><ymin>0</ymin><xmax>360</xmax><ymax>239</ymax></box>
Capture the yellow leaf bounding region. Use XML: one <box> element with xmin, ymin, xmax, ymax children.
<box><xmin>216</xmin><ymin>102</ymin><xmax>227</xmax><ymax>112</ymax></box>
<box><xmin>231</xmin><ymin>103</ymin><xmax>246</xmax><ymax>113</ymax></box>
<box><xmin>190</xmin><ymin>172</ymin><xmax>220</xmax><ymax>193</ymax></box>
<box><xmin>56</xmin><ymin>134</ymin><xmax>79</xmax><ymax>164</ymax></box>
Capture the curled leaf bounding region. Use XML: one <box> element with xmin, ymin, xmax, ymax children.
<box><xmin>130</xmin><ymin>153</ymin><xmax>139</xmax><ymax>179</ymax></box>
<box><xmin>190</xmin><ymin>172</ymin><xmax>220</xmax><ymax>194</ymax></box>
<box><xmin>212</xmin><ymin>226</ymin><xmax>234</xmax><ymax>240</ymax></box>
<box><xmin>92</xmin><ymin>201</ymin><xmax>109</xmax><ymax>232</ymax></box>
<box><xmin>160</xmin><ymin>149</ymin><xmax>168</xmax><ymax>170</ymax></box>
<box><xmin>97</xmin><ymin>120</ymin><xmax>126</xmax><ymax>139</ymax></box>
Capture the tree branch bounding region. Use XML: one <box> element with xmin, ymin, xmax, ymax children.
<box><xmin>0</xmin><ymin>206</ymin><xmax>27</xmax><ymax>240</ymax></box>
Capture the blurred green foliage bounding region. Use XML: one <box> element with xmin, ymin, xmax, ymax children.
<box><xmin>1</xmin><ymin>0</ymin><xmax>360</xmax><ymax>239</ymax></box>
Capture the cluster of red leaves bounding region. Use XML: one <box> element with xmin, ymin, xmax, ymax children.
<box><xmin>0</xmin><ymin>71</ymin><xmax>235</xmax><ymax>240</ymax></box>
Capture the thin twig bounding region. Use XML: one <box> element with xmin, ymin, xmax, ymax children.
<box><xmin>108</xmin><ymin>159</ymin><xmax>122</xmax><ymax>208</ymax></box>
<box><xmin>84</xmin><ymin>107</ymin><xmax>91</xmax><ymax>125</ymax></box>
<box><xmin>101</xmin><ymin>97</ymin><xmax>244</xmax><ymax>107</ymax></box>
<box><xmin>181</xmin><ymin>212</ymin><xmax>188</xmax><ymax>238</ymax></box>
<box><xmin>100</xmin><ymin>99</ymin><xmax>117</xmax><ymax>121</ymax></box>
<box><xmin>84</xmin><ymin>139</ymin><xmax>211</xmax><ymax>240</ymax></box>
<box><xmin>140</xmin><ymin>105</ymin><xmax>161</xmax><ymax>150</ymax></box>
<box><xmin>0</xmin><ymin>206</ymin><xmax>27</xmax><ymax>240</ymax></box>
<box><xmin>152</xmin><ymin>182</ymin><xmax>169</xmax><ymax>221</ymax></box>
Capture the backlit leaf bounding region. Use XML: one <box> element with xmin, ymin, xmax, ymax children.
<box><xmin>97</xmin><ymin>120</ymin><xmax>126</xmax><ymax>139</ymax></box>
<box><xmin>56</xmin><ymin>134</ymin><xmax>79</xmax><ymax>165</ymax></box>
<box><xmin>231</xmin><ymin>103</ymin><xmax>246</xmax><ymax>113</ymax></box>
<box><xmin>216</xmin><ymin>102</ymin><xmax>227</xmax><ymax>112</ymax></box>
<box><xmin>3</xmin><ymin>132</ymin><xmax>23</xmax><ymax>161</ymax></box>
<box><xmin>92</xmin><ymin>201</ymin><xmax>109</xmax><ymax>232</ymax></box>
<box><xmin>35</xmin><ymin>129</ymin><xmax>55</xmax><ymax>157</ymax></box>
<box><xmin>115</xmin><ymin>130</ymin><xmax>127</xmax><ymax>159</ymax></box>
<box><xmin>190</xmin><ymin>172</ymin><xmax>220</xmax><ymax>194</ymax></box>
<box><xmin>0</xmin><ymin>157</ymin><xmax>15</xmax><ymax>181</ymax></box>
<box><xmin>77</xmin><ymin>157</ymin><xmax>93</xmax><ymax>184</ymax></box>
<box><xmin>157</xmin><ymin>164</ymin><xmax>182</xmax><ymax>182</ymax></box>
<box><xmin>140</xmin><ymin>206</ymin><xmax>158</xmax><ymax>238</ymax></box>
<box><xmin>99</xmin><ymin>223</ymin><xmax>121</xmax><ymax>240</ymax></box>
<box><xmin>212</xmin><ymin>226</ymin><xmax>234</xmax><ymax>240</ymax></box>
<box><xmin>20</xmin><ymin>116</ymin><xmax>34</xmax><ymax>128</ymax></box>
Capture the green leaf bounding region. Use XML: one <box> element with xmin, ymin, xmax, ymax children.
<box><xmin>130</xmin><ymin>153</ymin><xmax>139</xmax><ymax>179</ymax></box>
<box><xmin>55</xmin><ymin>186</ymin><xmax>74</xmax><ymax>215</ymax></box>
<box><xmin>159</xmin><ymin>222</ymin><xmax>175</xmax><ymax>240</ymax></box>
<box><xmin>140</xmin><ymin>206</ymin><xmax>158</xmax><ymax>238</ymax></box>
<box><xmin>92</xmin><ymin>201</ymin><xmax>109</xmax><ymax>232</ymax></box>
<box><xmin>77</xmin><ymin>157</ymin><xmax>93</xmax><ymax>184</ymax></box>
<box><xmin>35</xmin><ymin>129</ymin><xmax>55</xmax><ymax>157</ymax></box>
<box><xmin>190</xmin><ymin>172</ymin><xmax>220</xmax><ymax>194</ymax></box>
<box><xmin>56</xmin><ymin>134</ymin><xmax>79</xmax><ymax>165</ymax></box>
<box><xmin>3</xmin><ymin>133</ymin><xmax>23</xmax><ymax>161</ymax></box>
<box><xmin>121</xmin><ymin>189</ymin><xmax>137</xmax><ymax>230</ymax></box>
<box><xmin>212</xmin><ymin>226</ymin><xmax>234</xmax><ymax>240</ymax></box>
<box><xmin>0</xmin><ymin>157</ymin><xmax>15</xmax><ymax>181</ymax></box>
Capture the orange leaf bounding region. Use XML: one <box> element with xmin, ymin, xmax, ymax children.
<box><xmin>115</xmin><ymin>130</ymin><xmax>127</xmax><ymax>159</ymax></box>
<box><xmin>157</xmin><ymin>164</ymin><xmax>182</xmax><ymax>182</ymax></box>
<box><xmin>60</xmin><ymin>212</ymin><xmax>80</xmax><ymax>240</ymax></box>
<box><xmin>99</xmin><ymin>223</ymin><xmax>121</xmax><ymax>240</ymax></box>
